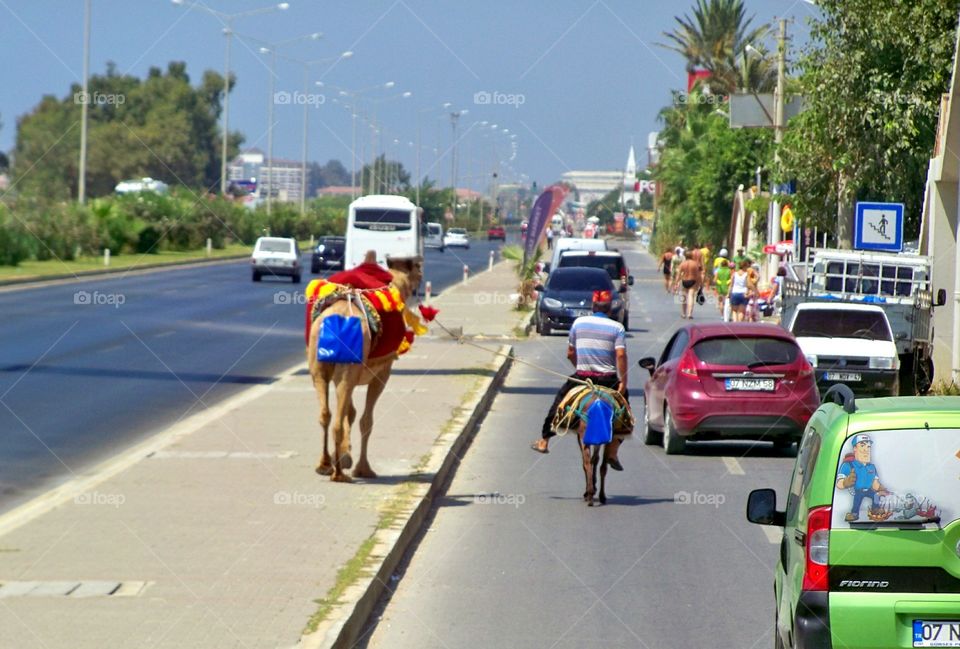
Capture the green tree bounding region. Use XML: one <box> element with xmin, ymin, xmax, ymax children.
<box><xmin>779</xmin><ymin>0</ymin><xmax>959</xmax><ymax>244</ymax></box>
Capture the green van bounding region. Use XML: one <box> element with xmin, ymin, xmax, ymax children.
<box><xmin>747</xmin><ymin>386</ymin><xmax>960</xmax><ymax>648</ymax></box>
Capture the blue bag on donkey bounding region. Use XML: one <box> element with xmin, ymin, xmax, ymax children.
<box><xmin>316</xmin><ymin>297</ymin><xmax>364</xmax><ymax>364</ymax></box>
<box><xmin>581</xmin><ymin>397</ymin><xmax>614</xmax><ymax>446</ymax></box>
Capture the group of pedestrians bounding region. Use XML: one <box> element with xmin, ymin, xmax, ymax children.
<box><xmin>657</xmin><ymin>242</ymin><xmax>713</xmax><ymax>319</ymax></box>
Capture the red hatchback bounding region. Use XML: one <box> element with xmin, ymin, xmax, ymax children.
<box><xmin>638</xmin><ymin>322</ymin><xmax>820</xmax><ymax>455</ymax></box>
<box><xmin>487</xmin><ymin>226</ymin><xmax>506</xmax><ymax>241</ymax></box>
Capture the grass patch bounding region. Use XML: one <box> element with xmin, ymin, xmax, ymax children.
<box><xmin>0</xmin><ymin>243</ymin><xmax>253</xmax><ymax>281</ymax></box>
<box><xmin>929</xmin><ymin>380</ymin><xmax>960</xmax><ymax>396</ymax></box>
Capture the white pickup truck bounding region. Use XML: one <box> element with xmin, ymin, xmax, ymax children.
<box><xmin>783</xmin><ymin>302</ymin><xmax>900</xmax><ymax>397</ymax></box>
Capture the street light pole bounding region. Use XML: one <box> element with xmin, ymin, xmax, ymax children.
<box><xmin>264</xmin><ymin>46</ymin><xmax>276</xmax><ymax>215</ymax></box>
<box><xmin>78</xmin><ymin>0</ymin><xmax>90</xmax><ymax>204</ymax></box>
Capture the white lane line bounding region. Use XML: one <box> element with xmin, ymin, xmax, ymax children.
<box><xmin>722</xmin><ymin>456</ymin><xmax>745</xmax><ymax>475</ymax></box>
<box><xmin>761</xmin><ymin>526</ymin><xmax>783</xmax><ymax>544</ymax></box>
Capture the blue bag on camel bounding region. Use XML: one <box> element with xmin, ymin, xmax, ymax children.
<box><xmin>581</xmin><ymin>397</ymin><xmax>614</xmax><ymax>446</ymax></box>
<box><xmin>316</xmin><ymin>297</ymin><xmax>363</xmax><ymax>364</ymax></box>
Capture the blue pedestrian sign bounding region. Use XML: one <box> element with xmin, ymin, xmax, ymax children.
<box><xmin>854</xmin><ymin>202</ymin><xmax>904</xmax><ymax>252</ymax></box>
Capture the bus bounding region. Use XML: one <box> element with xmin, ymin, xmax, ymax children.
<box><xmin>343</xmin><ymin>195</ymin><xmax>423</xmax><ymax>269</ymax></box>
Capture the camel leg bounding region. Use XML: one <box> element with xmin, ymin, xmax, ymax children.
<box><xmin>330</xmin><ymin>378</ymin><xmax>355</xmax><ymax>482</ymax></box>
<box><xmin>314</xmin><ymin>371</ymin><xmax>333</xmax><ymax>476</ymax></box>
<box><xmin>353</xmin><ymin>366</ymin><xmax>388</xmax><ymax>479</ymax></box>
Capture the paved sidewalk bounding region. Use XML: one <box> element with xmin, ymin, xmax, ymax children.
<box><xmin>0</xmin><ymin>262</ymin><xmax>527</xmax><ymax>649</ymax></box>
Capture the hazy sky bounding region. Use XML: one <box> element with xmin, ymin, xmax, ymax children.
<box><xmin>0</xmin><ymin>0</ymin><xmax>817</xmax><ymax>189</ymax></box>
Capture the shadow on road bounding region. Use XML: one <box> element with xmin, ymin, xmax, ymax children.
<box><xmin>682</xmin><ymin>440</ymin><xmax>796</xmax><ymax>459</ymax></box>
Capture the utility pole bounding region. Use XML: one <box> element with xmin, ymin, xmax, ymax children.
<box><xmin>78</xmin><ymin>0</ymin><xmax>91</xmax><ymax>204</ymax></box>
<box><xmin>770</xmin><ymin>17</ymin><xmax>787</xmax><ymax>270</ymax></box>
<box><xmin>450</xmin><ymin>111</ymin><xmax>461</xmax><ymax>221</ymax></box>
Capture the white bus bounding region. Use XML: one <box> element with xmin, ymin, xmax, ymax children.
<box><xmin>343</xmin><ymin>195</ymin><xmax>423</xmax><ymax>269</ymax></box>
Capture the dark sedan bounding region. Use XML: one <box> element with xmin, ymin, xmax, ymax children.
<box><xmin>534</xmin><ymin>267</ymin><xmax>624</xmax><ymax>336</ymax></box>
<box><xmin>311</xmin><ymin>236</ymin><xmax>345</xmax><ymax>273</ymax></box>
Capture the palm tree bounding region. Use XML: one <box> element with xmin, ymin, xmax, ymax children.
<box><xmin>661</xmin><ymin>0</ymin><xmax>771</xmax><ymax>94</ymax></box>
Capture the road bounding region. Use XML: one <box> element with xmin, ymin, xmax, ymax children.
<box><xmin>361</xmin><ymin>245</ymin><xmax>793</xmax><ymax>648</ymax></box>
<box><xmin>0</xmin><ymin>236</ymin><xmax>509</xmax><ymax>513</ymax></box>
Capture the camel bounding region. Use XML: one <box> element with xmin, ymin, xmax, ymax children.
<box><xmin>306</xmin><ymin>256</ymin><xmax>423</xmax><ymax>482</ymax></box>
<box><xmin>552</xmin><ymin>385</ymin><xmax>633</xmax><ymax>506</ymax></box>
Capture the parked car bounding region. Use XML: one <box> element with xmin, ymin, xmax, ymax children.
<box><xmin>534</xmin><ymin>267</ymin><xmax>624</xmax><ymax>336</ymax></box>
<box><xmin>747</xmin><ymin>387</ymin><xmax>960</xmax><ymax>649</ymax></box>
<box><xmin>487</xmin><ymin>226</ymin><xmax>506</xmax><ymax>241</ymax></box>
<box><xmin>443</xmin><ymin>228</ymin><xmax>470</xmax><ymax>249</ymax></box>
<box><xmin>784</xmin><ymin>302</ymin><xmax>900</xmax><ymax>397</ymax></box>
<box><xmin>638</xmin><ymin>322</ymin><xmax>820</xmax><ymax>454</ymax></box>
<box><xmin>424</xmin><ymin>222</ymin><xmax>445</xmax><ymax>251</ymax></box>
<box><xmin>115</xmin><ymin>177</ymin><xmax>169</xmax><ymax>194</ymax></box>
<box><xmin>310</xmin><ymin>236</ymin><xmax>345</xmax><ymax>273</ymax></box>
<box><xmin>555</xmin><ymin>250</ymin><xmax>633</xmax><ymax>329</ymax></box>
<box><xmin>251</xmin><ymin>236</ymin><xmax>301</xmax><ymax>283</ymax></box>
<box><xmin>545</xmin><ymin>237</ymin><xmax>607</xmax><ymax>273</ymax></box>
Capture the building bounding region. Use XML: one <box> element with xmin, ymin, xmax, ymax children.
<box><xmin>559</xmin><ymin>170</ymin><xmax>623</xmax><ymax>205</ymax></box>
<box><xmin>317</xmin><ymin>186</ymin><xmax>359</xmax><ymax>197</ymax></box>
<box><xmin>228</xmin><ymin>149</ymin><xmax>305</xmax><ymax>203</ymax></box>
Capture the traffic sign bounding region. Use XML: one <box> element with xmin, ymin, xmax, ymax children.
<box><xmin>854</xmin><ymin>202</ymin><xmax>904</xmax><ymax>252</ymax></box>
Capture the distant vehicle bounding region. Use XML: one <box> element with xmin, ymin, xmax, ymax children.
<box><xmin>556</xmin><ymin>250</ymin><xmax>633</xmax><ymax>329</ymax></box>
<box><xmin>545</xmin><ymin>237</ymin><xmax>607</xmax><ymax>273</ymax></box>
<box><xmin>784</xmin><ymin>302</ymin><xmax>900</xmax><ymax>397</ymax></box>
<box><xmin>344</xmin><ymin>194</ymin><xmax>422</xmax><ymax>269</ymax></box>
<box><xmin>251</xmin><ymin>237</ymin><xmax>301</xmax><ymax>283</ymax></box>
<box><xmin>424</xmin><ymin>222</ymin><xmax>445</xmax><ymax>251</ymax></box>
<box><xmin>310</xmin><ymin>236</ymin><xmax>345</xmax><ymax>273</ymax></box>
<box><xmin>443</xmin><ymin>228</ymin><xmax>470</xmax><ymax>249</ymax></box>
<box><xmin>533</xmin><ymin>267</ymin><xmax>624</xmax><ymax>336</ymax></box>
<box><xmin>115</xmin><ymin>177</ymin><xmax>169</xmax><ymax>195</ymax></box>
<box><xmin>747</xmin><ymin>389</ymin><xmax>960</xmax><ymax>649</ymax></box>
<box><xmin>638</xmin><ymin>322</ymin><xmax>820</xmax><ymax>454</ymax></box>
<box><xmin>487</xmin><ymin>226</ymin><xmax>506</xmax><ymax>241</ymax></box>
<box><xmin>781</xmin><ymin>248</ymin><xmax>947</xmax><ymax>394</ymax></box>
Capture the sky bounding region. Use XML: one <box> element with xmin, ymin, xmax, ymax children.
<box><xmin>0</xmin><ymin>0</ymin><xmax>819</xmax><ymax>190</ymax></box>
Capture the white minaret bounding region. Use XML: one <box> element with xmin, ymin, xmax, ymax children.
<box><xmin>622</xmin><ymin>145</ymin><xmax>639</xmax><ymax>209</ymax></box>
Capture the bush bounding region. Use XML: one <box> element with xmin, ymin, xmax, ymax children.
<box><xmin>0</xmin><ymin>206</ymin><xmax>34</xmax><ymax>266</ymax></box>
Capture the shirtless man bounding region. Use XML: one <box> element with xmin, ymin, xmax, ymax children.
<box><xmin>658</xmin><ymin>249</ymin><xmax>674</xmax><ymax>292</ymax></box>
<box><xmin>678</xmin><ymin>256</ymin><xmax>701</xmax><ymax>319</ymax></box>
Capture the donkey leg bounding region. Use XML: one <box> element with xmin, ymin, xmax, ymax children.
<box><xmin>579</xmin><ymin>434</ymin><xmax>594</xmax><ymax>506</ymax></box>
<box><xmin>591</xmin><ymin>446</ymin><xmax>602</xmax><ymax>506</ymax></box>
<box><xmin>354</xmin><ymin>367</ymin><xmax>388</xmax><ymax>479</ymax></box>
<box><xmin>598</xmin><ymin>447</ymin><xmax>608</xmax><ymax>505</ymax></box>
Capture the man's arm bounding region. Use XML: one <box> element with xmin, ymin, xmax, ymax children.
<box><xmin>616</xmin><ymin>348</ymin><xmax>627</xmax><ymax>394</ymax></box>
<box><xmin>567</xmin><ymin>344</ymin><xmax>577</xmax><ymax>368</ymax></box>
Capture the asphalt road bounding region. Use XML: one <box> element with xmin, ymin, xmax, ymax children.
<box><xmin>362</xmin><ymin>245</ymin><xmax>795</xmax><ymax>648</ymax></box>
<box><xmin>0</xmin><ymin>235</ymin><xmax>510</xmax><ymax>513</ymax></box>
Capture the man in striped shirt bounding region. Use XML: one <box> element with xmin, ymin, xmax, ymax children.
<box><xmin>531</xmin><ymin>290</ymin><xmax>628</xmax><ymax>470</ymax></box>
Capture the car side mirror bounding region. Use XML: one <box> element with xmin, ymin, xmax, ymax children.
<box><xmin>534</xmin><ymin>284</ymin><xmax>544</xmax><ymax>292</ymax></box>
<box><xmin>638</xmin><ymin>357</ymin><xmax>656</xmax><ymax>374</ymax></box>
<box><xmin>542</xmin><ymin>263</ymin><xmax>551</xmax><ymax>274</ymax></box>
<box><xmin>936</xmin><ymin>288</ymin><xmax>947</xmax><ymax>307</ymax></box>
<box><xmin>628</xmin><ymin>275</ymin><xmax>635</xmax><ymax>286</ymax></box>
<box><xmin>746</xmin><ymin>488</ymin><xmax>785</xmax><ymax>527</ymax></box>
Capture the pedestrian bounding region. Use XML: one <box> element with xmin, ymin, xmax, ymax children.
<box><xmin>715</xmin><ymin>258</ymin><xmax>731</xmax><ymax>315</ymax></box>
<box><xmin>746</xmin><ymin>261</ymin><xmax>761</xmax><ymax>322</ymax></box>
<box><xmin>699</xmin><ymin>243</ymin><xmax>711</xmax><ymax>288</ymax></box>
<box><xmin>531</xmin><ymin>289</ymin><xmax>628</xmax><ymax>470</ymax></box>
<box><xmin>729</xmin><ymin>260</ymin><xmax>750</xmax><ymax>322</ymax></box>
<box><xmin>658</xmin><ymin>248</ymin><xmax>674</xmax><ymax>292</ymax></box>
<box><xmin>733</xmin><ymin>248</ymin><xmax>746</xmax><ymax>268</ymax></box>
<box><xmin>546</xmin><ymin>228</ymin><xmax>554</xmax><ymax>250</ymax></box>
<box><xmin>670</xmin><ymin>246</ymin><xmax>684</xmax><ymax>293</ymax></box>
<box><xmin>678</xmin><ymin>254</ymin><xmax>700</xmax><ymax>319</ymax></box>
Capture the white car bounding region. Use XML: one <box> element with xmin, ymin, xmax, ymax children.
<box><xmin>443</xmin><ymin>228</ymin><xmax>470</xmax><ymax>249</ymax></box>
<box><xmin>251</xmin><ymin>237</ymin><xmax>301</xmax><ymax>284</ymax></box>
<box><xmin>115</xmin><ymin>177</ymin><xmax>169</xmax><ymax>194</ymax></box>
<box><xmin>425</xmin><ymin>222</ymin><xmax>445</xmax><ymax>251</ymax></box>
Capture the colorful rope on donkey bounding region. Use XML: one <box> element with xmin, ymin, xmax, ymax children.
<box><xmin>550</xmin><ymin>383</ymin><xmax>634</xmax><ymax>439</ymax></box>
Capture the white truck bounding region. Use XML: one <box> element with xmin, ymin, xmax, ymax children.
<box><xmin>781</xmin><ymin>248</ymin><xmax>946</xmax><ymax>395</ymax></box>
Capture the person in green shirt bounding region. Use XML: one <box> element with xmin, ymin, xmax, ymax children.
<box><xmin>732</xmin><ymin>248</ymin><xmax>746</xmax><ymax>268</ymax></box>
<box><xmin>714</xmin><ymin>258</ymin><xmax>732</xmax><ymax>315</ymax></box>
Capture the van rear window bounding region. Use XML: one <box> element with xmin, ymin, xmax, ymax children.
<box><xmin>353</xmin><ymin>209</ymin><xmax>412</xmax><ymax>231</ymax></box>
<box><xmin>831</xmin><ymin>428</ymin><xmax>960</xmax><ymax>528</ymax></box>
<box><xmin>557</xmin><ymin>254</ymin><xmax>625</xmax><ymax>279</ymax></box>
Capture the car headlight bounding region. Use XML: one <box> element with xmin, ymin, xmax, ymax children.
<box><xmin>869</xmin><ymin>356</ymin><xmax>896</xmax><ymax>370</ymax></box>
<box><xmin>805</xmin><ymin>354</ymin><xmax>818</xmax><ymax>368</ymax></box>
<box><xmin>542</xmin><ymin>297</ymin><xmax>562</xmax><ymax>308</ymax></box>
<box><xmin>317</xmin><ymin>244</ymin><xmax>325</xmax><ymax>253</ymax></box>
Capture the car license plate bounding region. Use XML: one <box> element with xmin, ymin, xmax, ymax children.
<box><xmin>571</xmin><ymin>309</ymin><xmax>591</xmax><ymax>317</ymax></box>
<box><xmin>825</xmin><ymin>371</ymin><xmax>861</xmax><ymax>382</ymax></box>
<box><xmin>724</xmin><ymin>378</ymin><xmax>775</xmax><ymax>392</ymax></box>
<box><xmin>914</xmin><ymin>620</ymin><xmax>960</xmax><ymax>647</ymax></box>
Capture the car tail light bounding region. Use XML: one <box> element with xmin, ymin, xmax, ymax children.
<box><xmin>802</xmin><ymin>506</ymin><xmax>831</xmax><ymax>591</ymax></box>
<box><xmin>678</xmin><ymin>351</ymin><xmax>699</xmax><ymax>378</ymax></box>
<box><xmin>797</xmin><ymin>357</ymin><xmax>814</xmax><ymax>378</ymax></box>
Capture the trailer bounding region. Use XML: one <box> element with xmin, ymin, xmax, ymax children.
<box><xmin>781</xmin><ymin>248</ymin><xmax>946</xmax><ymax>394</ymax></box>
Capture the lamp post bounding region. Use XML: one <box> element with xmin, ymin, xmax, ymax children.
<box><xmin>171</xmin><ymin>1</ymin><xmax>290</xmax><ymax>195</ymax></box>
<box><xmin>449</xmin><ymin>109</ymin><xmax>468</xmax><ymax>220</ymax></box>
<box><xmin>244</xmin><ymin>30</ymin><xmax>322</xmax><ymax>215</ymax></box>
<box><xmin>78</xmin><ymin>0</ymin><xmax>91</xmax><ymax>204</ymax></box>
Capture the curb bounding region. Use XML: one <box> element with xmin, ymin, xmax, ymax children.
<box><xmin>0</xmin><ymin>253</ymin><xmax>250</xmax><ymax>292</ymax></box>
<box><xmin>297</xmin><ymin>344</ymin><xmax>514</xmax><ymax>649</ymax></box>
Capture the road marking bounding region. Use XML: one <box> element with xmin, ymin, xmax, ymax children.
<box><xmin>761</xmin><ymin>526</ymin><xmax>783</xmax><ymax>544</ymax></box>
<box><xmin>722</xmin><ymin>456</ymin><xmax>745</xmax><ymax>475</ymax></box>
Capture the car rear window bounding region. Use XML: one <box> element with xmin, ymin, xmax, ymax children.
<box><xmin>831</xmin><ymin>428</ymin><xmax>960</xmax><ymax>529</ymax></box>
<box><xmin>792</xmin><ymin>309</ymin><xmax>892</xmax><ymax>341</ymax></box>
<box><xmin>692</xmin><ymin>336</ymin><xmax>798</xmax><ymax>367</ymax></box>
<box><xmin>557</xmin><ymin>254</ymin><xmax>625</xmax><ymax>279</ymax></box>
<box><xmin>258</xmin><ymin>239</ymin><xmax>292</xmax><ymax>253</ymax></box>
<box><xmin>547</xmin><ymin>270</ymin><xmax>612</xmax><ymax>292</ymax></box>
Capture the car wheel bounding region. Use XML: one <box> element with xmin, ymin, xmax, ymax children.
<box><xmin>252</xmin><ymin>270</ymin><xmax>262</xmax><ymax>282</ymax></box>
<box><xmin>440</xmin><ymin>246</ymin><xmax>445</xmax><ymax>253</ymax></box>
<box><xmin>662</xmin><ymin>404</ymin><xmax>686</xmax><ymax>455</ymax></box>
<box><xmin>311</xmin><ymin>263</ymin><xmax>320</xmax><ymax>274</ymax></box>
<box><xmin>642</xmin><ymin>400</ymin><xmax>661</xmax><ymax>446</ymax></box>
<box><xmin>292</xmin><ymin>273</ymin><xmax>301</xmax><ymax>284</ymax></box>
<box><xmin>537</xmin><ymin>315</ymin><xmax>551</xmax><ymax>336</ymax></box>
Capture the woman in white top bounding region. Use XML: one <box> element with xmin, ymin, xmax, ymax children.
<box><xmin>729</xmin><ymin>260</ymin><xmax>750</xmax><ymax>322</ymax></box>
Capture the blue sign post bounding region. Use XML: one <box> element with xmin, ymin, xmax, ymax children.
<box><xmin>854</xmin><ymin>202</ymin><xmax>904</xmax><ymax>252</ymax></box>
